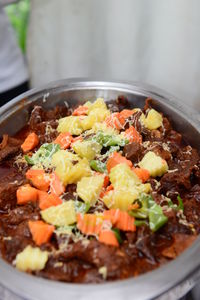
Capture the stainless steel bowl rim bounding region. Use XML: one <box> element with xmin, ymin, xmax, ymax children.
<box><xmin>0</xmin><ymin>79</ymin><xmax>200</xmax><ymax>300</ymax></box>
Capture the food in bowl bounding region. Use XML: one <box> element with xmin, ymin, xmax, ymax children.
<box><xmin>0</xmin><ymin>96</ymin><xmax>199</xmax><ymax>283</ymax></box>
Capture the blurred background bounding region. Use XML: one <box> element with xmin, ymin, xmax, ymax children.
<box><xmin>0</xmin><ymin>0</ymin><xmax>200</xmax><ymax>111</ymax></box>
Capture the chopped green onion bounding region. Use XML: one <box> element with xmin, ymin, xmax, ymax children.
<box><xmin>24</xmin><ymin>155</ymin><xmax>34</xmax><ymax>165</ymax></box>
<box><xmin>25</xmin><ymin>143</ymin><xmax>60</xmax><ymax>167</ymax></box>
<box><xmin>134</xmin><ymin>220</ymin><xmax>148</xmax><ymax>227</ymax></box>
<box><xmin>75</xmin><ymin>201</ymin><xmax>90</xmax><ymax>214</ymax></box>
<box><xmin>148</xmin><ymin>196</ymin><xmax>168</xmax><ymax>232</ymax></box>
<box><xmin>90</xmin><ymin>160</ymin><xmax>106</xmax><ymax>173</ymax></box>
<box><xmin>168</xmin><ymin>195</ymin><xmax>184</xmax><ymax>212</ymax></box>
<box><xmin>129</xmin><ymin>194</ymin><xmax>168</xmax><ymax>232</ymax></box>
<box><xmin>94</xmin><ymin>131</ymin><xmax>128</xmax><ymax>147</ymax></box>
<box><xmin>177</xmin><ymin>195</ymin><xmax>184</xmax><ymax>211</ymax></box>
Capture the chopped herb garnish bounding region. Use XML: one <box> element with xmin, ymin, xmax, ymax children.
<box><xmin>93</xmin><ymin>131</ymin><xmax>128</xmax><ymax>147</ymax></box>
<box><xmin>25</xmin><ymin>143</ymin><xmax>60</xmax><ymax>168</ymax></box>
<box><xmin>90</xmin><ymin>160</ymin><xmax>106</xmax><ymax>173</ymax></box>
<box><xmin>129</xmin><ymin>194</ymin><xmax>168</xmax><ymax>232</ymax></box>
<box><xmin>134</xmin><ymin>220</ymin><xmax>148</xmax><ymax>227</ymax></box>
<box><xmin>75</xmin><ymin>201</ymin><xmax>90</xmax><ymax>214</ymax></box>
<box><xmin>168</xmin><ymin>195</ymin><xmax>184</xmax><ymax>212</ymax></box>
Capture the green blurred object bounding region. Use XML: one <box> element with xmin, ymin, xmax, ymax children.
<box><xmin>5</xmin><ymin>0</ymin><xmax>30</xmax><ymax>53</ymax></box>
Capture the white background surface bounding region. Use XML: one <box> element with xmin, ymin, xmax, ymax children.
<box><xmin>27</xmin><ymin>0</ymin><xmax>200</xmax><ymax>111</ymax></box>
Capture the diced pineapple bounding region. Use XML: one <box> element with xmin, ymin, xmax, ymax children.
<box><xmin>103</xmin><ymin>188</ymin><xmax>139</xmax><ymax>211</ymax></box>
<box><xmin>87</xmin><ymin>98</ymin><xmax>107</xmax><ymax>112</ymax></box>
<box><xmin>72</xmin><ymin>140</ymin><xmax>102</xmax><ymax>160</ymax></box>
<box><xmin>83</xmin><ymin>101</ymin><xmax>93</xmax><ymax>109</ymax></box>
<box><xmin>89</xmin><ymin>108</ymin><xmax>110</xmax><ymax>122</ymax></box>
<box><xmin>80</xmin><ymin>108</ymin><xmax>110</xmax><ymax>131</ymax></box>
<box><xmin>52</xmin><ymin>150</ymin><xmax>79</xmax><ymax>166</ymax></box>
<box><xmin>66</xmin><ymin>158</ymin><xmax>92</xmax><ymax>184</ymax></box>
<box><xmin>52</xmin><ymin>150</ymin><xmax>91</xmax><ymax>185</ymax></box>
<box><xmin>80</xmin><ymin>114</ymin><xmax>96</xmax><ymax>131</ymax></box>
<box><xmin>143</xmin><ymin>109</ymin><xmax>163</xmax><ymax>130</ymax></box>
<box><xmin>41</xmin><ymin>201</ymin><xmax>76</xmax><ymax>226</ymax></box>
<box><xmin>91</xmin><ymin>122</ymin><xmax>119</xmax><ymax>135</ymax></box>
<box><xmin>57</xmin><ymin>116</ymin><xmax>83</xmax><ymax>135</ymax></box>
<box><xmin>77</xmin><ymin>175</ymin><xmax>104</xmax><ymax>206</ymax></box>
<box><xmin>109</xmin><ymin>163</ymin><xmax>141</xmax><ymax>189</ymax></box>
<box><xmin>138</xmin><ymin>151</ymin><xmax>168</xmax><ymax>177</ymax></box>
<box><xmin>52</xmin><ymin>150</ymin><xmax>77</xmax><ymax>184</ymax></box>
<box><xmin>137</xmin><ymin>183</ymin><xmax>152</xmax><ymax>194</ymax></box>
<box><xmin>15</xmin><ymin>246</ymin><xmax>48</xmax><ymax>271</ymax></box>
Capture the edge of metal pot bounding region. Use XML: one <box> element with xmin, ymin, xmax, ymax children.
<box><xmin>0</xmin><ymin>78</ymin><xmax>200</xmax><ymax>300</ymax></box>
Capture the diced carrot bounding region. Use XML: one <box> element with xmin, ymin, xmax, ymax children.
<box><xmin>103</xmin><ymin>209</ymin><xmax>120</xmax><ymax>224</ymax></box>
<box><xmin>77</xmin><ymin>213</ymin><xmax>102</xmax><ymax>235</ymax></box>
<box><xmin>53</xmin><ymin>132</ymin><xmax>72</xmax><ymax>149</ymax></box>
<box><xmin>38</xmin><ymin>191</ymin><xmax>62</xmax><ymax>210</ymax></box>
<box><xmin>49</xmin><ymin>172</ymin><xmax>65</xmax><ymax>196</ymax></box>
<box><xmin>124</xmin><ymin>126</ymin><xmax>142</xmax><ymax>143</ymax></box>
<box><xmin>105</xmin><ymin>113</ymin><xmax>125</xmax><ymax>130</ymax></box>
<box><xmin>99</xmin><ymin>230</ymin><xmax>119</xmax><ymax>247</ymax></box>
<box><xmin>72</xmin><ymin>106</ymin><xmax>88</xmax><ymax>116</ymax></box>
<box><xmin>128</xmin><ymin>203</ymin><xmax>140</xmax><ymax>211</ymax></box>
<box><xmin>133</xmin><ymin>167</ymin><xmax>150</xmax><ymax>183</ymax></box>
<box><xmin>99</xmin><ymin>184</ymin><xmax>114</xmax><ymax>199</ymax></box>
<box><xmin>21</xmin><ymin>132</ymin><xmax>39</xmax><ymax>153</ymax></box>
<box><xmin>17</xmin><ymin>184</ymin><xmax>38</xmax><ymax>205</ymax></box>
<box><xmin>106</xmin><ymin>152</ymin><xmax>133</xmax><ymax>173</ymax></box>
<box><xmin>94</xmin><ymin>173</ymin><xmax>110</xmax><ymax>189</ymax></box>
<box><xmin>120</xmin><ymin>109</ymin><xmax>134</xmax><ymax>119</ymax></box>
<box><xmin>26</xmin><ymin>169</ymin><xmax>50</xmax><ymax>191</ymax></box>
<box><xmin>28</xmin><ymin>220</ymin><xmax>55</xmax><ymax>246</ymax></box>
<box><xmin>103</xmin><ymin>209</ymin><xmax>136</xmax><ymax>232</ymax></box>
<box><xmin>103</xmin><ymin>175</ymin><xmax>110</xmax><ymax>188</ymax></box>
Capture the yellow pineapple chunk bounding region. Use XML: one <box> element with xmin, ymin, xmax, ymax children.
<box><xmin>87</xmin><ymin>98</ymin><xmax>107</xmax><ymax>112</ymax></box>
<box><xmin>80</xmin><ymin>108</ymin><xmax>110</xmax><ymax>131</ymax></box>
<box><xmin>91</xmin><ymin>122</ymin><xmax>119</xmax><ymax>135</ymax></box>
<box><xmin>15</xmin><ymin>246</ymin><xmax>48</xmax><ymax>271</ymax></box>
<box><xmin>66</xmin><ymin>158</ymin><xmax>92</xmax><ymax>184</ymax></box>
<box><xmin>52</xmin><ymin>150</ymin><xmax>77</xmax><ymax>184</ymax></box>
<box><xmin>138</xmin><ymin>151</ymin><xmax>168</xmax><ymax>177</ymax></box>
<box><xmin>72</xmin><ymin>140</ymin><xmax>102</xmax><ymax>160</ymax></box>
<box><xmin>80</xmin><ymin>115</ymin><xmax>96</xmax><ymax>131</ymax></box>
<box><xmin>103</xmin><ymin>188</ymin><xmax>139</xmax><ymax>211</ymax></box>
<box><xmin>41</xmin><ymin>201</ymin><xmax>76</xmax><ymax>226</ymax></box>
<box><xmin>143</xmin><ymin>109</ymin><xmax>163</xmax><ymax>130</ymax></box>
<box><xmin>52</xmin><ymin>150</ymin><xmax>91</xmax><ymax>185</ymax></box>
<box><xmin>57</xmin><ymin>116</ymin><xmax>83</xmax><ymax>135</ymax></box>
<box><xmin>77</xmin><ymin>175</ymin><xmax>104</xmax><ymax>206</ymax></box>
<box><xmin>109</xmin><ymin>163</ymin><xmax>141</xmax><ymax>189</ymax></box>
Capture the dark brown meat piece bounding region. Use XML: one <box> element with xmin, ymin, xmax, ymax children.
<box><xmin>160</xmin><ymin>147</ymin><xmax>199</xmax><ymax>196</ymax></box>
<box><xmin>135</xmin><ymin>226</ymin><xmax>156</xmax><ymax>262</ymax></box>
<box><xmin>58</xmin><ymin>239</ymin><xmax>131</xmax><ymax>279</ymax></box>
<box><xmin>38</xmin><ymin>257</ymin><xmax>88</xmax><ymax>282</ymax></box>
<box><xmin>29</xmin><ymin>105</ymin><xmax>69</xmax><ymax>130</ymax></box>
<box><xmin>29</xmin><ymin>105</ymin><xmax>69</xmax><ymax>143</ymax></box>
<box><xmin>123</xmin><ymin>142</ymin><xmax>144</xmax><ymax>163</ymax></box>
<box><xmin>162</xmin><ymin>234</ymin><xmax>196</xmax><ymax>258</ymax></box>
<box><xmin>0</xmin><ymin>169</ymin><xmax>27</xmax><ymax>212</ymax></box>
<box><xmin>0</xmin><ymin>135</ymin><xmax>22</xmax><ymax>162</ymax></box>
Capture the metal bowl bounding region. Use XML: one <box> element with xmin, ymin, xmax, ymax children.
<box><xmin>0</xmin><ymin>79</ymin><xmax>200</xmax><ymax>300</ymax></box>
